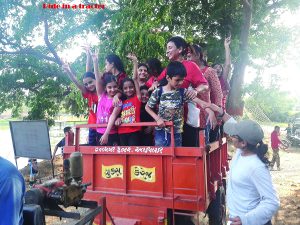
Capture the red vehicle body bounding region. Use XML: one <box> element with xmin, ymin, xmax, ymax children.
<box><xmin>64</xmin><ymin>122</ymin><xmax>229</xmax><ymax>225</ymax></box>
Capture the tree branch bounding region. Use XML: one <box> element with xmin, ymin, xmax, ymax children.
<box><xmin>112</xmin><ymin>0</ymin><xmax>120</xmax><ymax>6</ymax></box>
<box><xmin>0</xmin><ymin>34</ymin><xmax>20</xmax><ymax>49</ymax></box>
<box><xmin>243</xmin><ymin>0</ymin><xmax>251</xmax><ymax>8</ymax></box>
<box><xmin>43</xmin><ymin>17</ymin><xmax>62</xmax><ymax>65</ymax></box>
<box><xmin>0</xmin><ymin>49</ymin><xmax>58</xmax><ymax>62</ymax></box>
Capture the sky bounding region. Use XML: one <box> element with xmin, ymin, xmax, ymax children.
<box><xmin>244</xmin><ymin>9</ymin><xmax>300</xmax><ymax>98</ymax></box>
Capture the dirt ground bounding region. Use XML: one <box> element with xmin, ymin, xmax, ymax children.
<box><xmin>270</xmin><ymin>147</ymin><xmax>300</xmax><ymax>225</ymax></box>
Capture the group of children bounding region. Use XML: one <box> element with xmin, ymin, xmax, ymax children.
<box><xmin>61</xmin><ymin>36</ymin><xmax>230</xmax><ymax>147</ymax></box>
<box><xmin>58</xmin><ymin>37</ymin><xmax>282</xmax><ymax>224</ymax></box>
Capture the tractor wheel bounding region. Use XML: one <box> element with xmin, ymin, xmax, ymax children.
<box><xmin>207</xmin><ymin>186</ymin><xmax>226</xmax><ymax>225</ymax></box>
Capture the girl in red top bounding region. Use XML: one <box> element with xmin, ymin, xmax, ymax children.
<box><xmin>61</xmin><ymin>47</ymin><xmax>98</xmax><ymax>146</ymax></box>
<box><xmin>115</xmin><ymin>53</ymin><xmax>142</xmax><ymax>146</ymax></box>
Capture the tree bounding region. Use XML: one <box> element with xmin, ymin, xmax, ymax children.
<box><xmin>244</xmin><ymin>75</ymin><xmax>297</xmax><ymax>122</ymax></box>
<box><xmin>226</xmin><ymin>0</ymin><xmax>299</xmax><ymax>115</ymax></box>
<box><xmin>0</xmin><ymin>0</ymin><xmax>109</xmax><ymax>122</ymax></box>
<box><xmin>103</xmin><ymin>0</ymin><xmax>299</xmax><ymax>115</ymax></box>
<box><xmin>0</xmin><ymin>0</ymin><xmax>299</xmax><ymax>121</ymax></box>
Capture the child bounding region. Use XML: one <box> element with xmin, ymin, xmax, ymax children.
<box><xmin>146</xmin><ymin>58</ymin><xmax>164</xmax><ymax>91</ymax></box>
<box><xmin>28</xmin><ymin>158</ymin><xmax>38</xmax><ymax>181</ymax></box>
<box><xmin>52</xmin><ymin>126</ymin><xmax>74</xmax><ymax>160</ymax></box>
<box><xmin>140</xmin><ymin>85</ymin><xmax>154</xmax><ymax>146</ymax></box>
<box><xmin>104</xmin><ymin>54</ymin><xmax>127</xmax><ymax>86</ymax></box>
<box><xmin>115</xmin><ymin>53</ymin><xmax>142</xmax><ymax>146</ymax></box>
<box><xmin>137</xmin><ymin>63</ymin><xmax>149</xmax><ymax>87</ymax></box>
<box><xmin>91</xmin><ymin>51</ymin><xmax>122</xmax><ymax>146</ymax></box>
<box><xmin>145</xmin><ymin>61</ymin><xmax>209</xmax><ymax>147</ymax></box>
<box><xmin>61</xmin><ymin>48</ymin><xmax>98</xmax><ymax>146</ymax></box>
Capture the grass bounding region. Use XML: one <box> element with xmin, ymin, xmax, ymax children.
<box><xmin>0</xmin><ymin>120</ymin><xmax>10</xmax><ymax>130</ymax></box>
<box><xmin>0</xmin><ymin>117</ymin><xmax>87</xmax><ymax>130</ymax></box>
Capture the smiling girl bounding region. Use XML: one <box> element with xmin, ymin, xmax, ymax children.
<box><xmin>115</xmin><ymin>53</ymin><xmax>142</xmax><ymax>146</ymax></box>
<box><xmin>91</xmin><ymin>51</ymin><xmax>121</xmax><ymax>146</ymax></box>
<box><xmin>61</xmin><ymin>47</ymin><xmax>98</xmax><ymax>146</ymax></box>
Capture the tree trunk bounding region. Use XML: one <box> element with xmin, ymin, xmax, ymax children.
<box><xmin>227</xmin><ymin>0</ymin><xmax>252</xmax><ymax>116</ymax></box>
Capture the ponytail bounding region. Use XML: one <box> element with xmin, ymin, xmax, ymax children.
<box><xmin>246</xmin><ymin>141</ymin><xmax>269</xmax><ymax>166</ymax></box>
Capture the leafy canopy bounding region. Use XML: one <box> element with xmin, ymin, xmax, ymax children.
<box><xmin>0</xmin><ymin>0</ymin><xmax>299</xmax><ymax>122</ymax></box>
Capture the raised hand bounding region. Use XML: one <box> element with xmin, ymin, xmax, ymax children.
<box><xmin>127</xmin><ymin>53</ymin><xmax>138</xmax><ymax>62</ymax></box>
<box><xmin>224</xmin><ymin>36</ymin><xmax>231</xmax><ymax>48</ymax></box>
<box><xmin>91</xmin><ymin>49</ymin><xmax>99</xmax><ymax>62</ymax></box>
<box><xmin>61</xmin><ymin>60</ymin><xmax>72</xmax><ymax>73</ymax></box>
<box><xmin>82</xmin><ymin>44</ymin><xmax>91</xmax><ymax>54</ymax></box>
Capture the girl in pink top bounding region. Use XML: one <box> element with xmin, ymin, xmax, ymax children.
<box><xmin>91</xmin><ymin>51</ymin><xmax>122</xmax><ymax>146</ymax></box>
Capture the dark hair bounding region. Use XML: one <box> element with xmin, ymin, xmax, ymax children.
<box><xmin>246</xmin><ymin>141</ymin><xmax>269</xmax><ymax>166</ymax></box>
<box><xmin>82</xmin><ymin>71</ymin><xmax>95</xmax><ymax>80</ymax></box>
<box><xmin>103</xmin><ymin>73</ymin><xmax>117</xmax><ymax>87</ymax></box>
<box><xmin>166</xmin><ymin>61</ymin><xmax>187</xmax><ymax>79</ymax></box>
<box><xmin>121</xmin><ymin>77</ymin><xmax>135</xmax><ymax>90</ymax></box>
<box><xmin>275</xmin><ymin>126</ymin><xmax>280</xmax><ymax>130</ymax></box>
<box><xmin>158</xmin><ymin>78</ymin><xmax>168</xmax><ymax>87</ymax></box>
<box><xmin>146</xmin><ymin>58</ymin><xmax>163</xmax><ymax>76</ymax></box>
<box><xmin>105</xmin><ymin>54</ymin><xmax>125</xmax><ymax>73</ymax></box>
<box><xmin>140</xmin><ymin>85</ymin><xmax>149</xmax><ymax>92</ymax></box>
<box><xmin>138</xmin><ymin>63</ymin><xmax>149</xmax><ymax>71</ymax></box>
<box><xmin>167</xmin><ymin>36</ymin><xmax>188</xmax><ymax>56</ymax></box>
<box><xmin>189</xmin><ymin>44</ymin><xmax>208</xmax><ymax>66</ymax></box>
<box><xmin>212</xmin><ymin>63</ymin><xmax>224</xmax><ymax>74</ymax></box>
<box><xmin>63</xmin><ymin>126</ymin><xmax>72</xmax><ymax>133</ymax></box>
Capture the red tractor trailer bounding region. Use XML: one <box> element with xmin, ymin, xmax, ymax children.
<box><xmin>64</xmin><ymin>122</ymin><xmax>229</xmax><ymax>225</ymax></box>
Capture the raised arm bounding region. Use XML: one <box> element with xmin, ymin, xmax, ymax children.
<box><xmin>62</xmin><ymin>61</ymin><xmax>86</xmax><ymax>94</ymax></box>
<box><xmin>127</xmin><ymin>53</ymin><xmax>141</xmax><ymax>100</ymax></box>
<box><xmin>91</xmin><ymin>49</ymin><xmax>104</xmax><ymax>97</ymax></box>
<box><xmin>82</xmin><ymin>44</ymin><xmax>93</xmax><ymax>72</ymax></box>
<box><xmin>223</xmin><ymin>36</ymin><xmax>232</xmax><ymax>81</ymax></box>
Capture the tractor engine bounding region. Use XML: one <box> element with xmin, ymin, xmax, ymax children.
<box><xmin>25</xmin><ymin>152</ymin><xmax>91</xmax><ymax>209</ymax></box>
